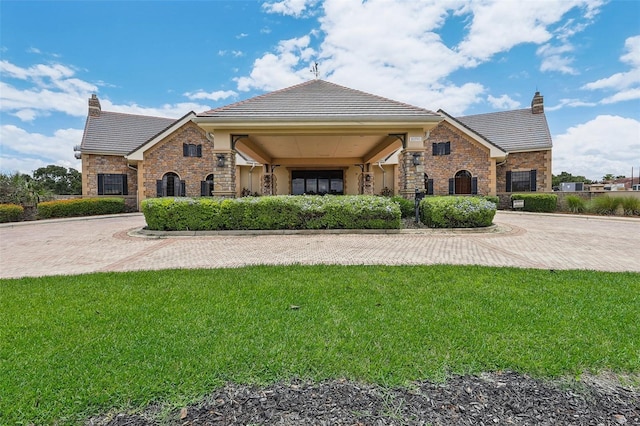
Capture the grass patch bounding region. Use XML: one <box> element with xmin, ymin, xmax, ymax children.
<box><xmin>1</xmin><ymin>265</ymin><xmax>639</xmax><ymax>424</ymax></box>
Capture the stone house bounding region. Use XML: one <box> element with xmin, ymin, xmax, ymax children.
<box><xmin>78</xmin><ymin>80</ymin><xmax>552</xmax><ymax>210</ymax></box>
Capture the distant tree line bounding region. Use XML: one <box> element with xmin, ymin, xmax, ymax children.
<box><xmin>0</xmin><ymin>165</ymin><xmax>81</xmax><ymax>205</ymax></box>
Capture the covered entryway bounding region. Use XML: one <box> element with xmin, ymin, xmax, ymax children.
<box><xmin>192</xmin><ymin>80</ymin><xmax>443</xmax><ymax>198</ymax></box>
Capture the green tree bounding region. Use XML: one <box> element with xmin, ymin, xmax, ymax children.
<box><xmin>552</xmin><ymin>171</ymin><xmax>592</xmax><ymax>188</ymax></box>
<box><xmin>32</xmin><ymin>165</ymin><xmax>82</xmax><ymax>195</ymax></box>
<box><xmin>0</xmin><ymin>172</ymin><xmax>49</xmax><ymax>205</ymax></box>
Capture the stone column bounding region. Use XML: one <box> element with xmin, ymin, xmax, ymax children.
<box><xmin>399</xmin><ymin>150</ymin><xmax>425</xmax><ymax>199</ymax></box>
<box><xmin>212</xmin><ymin>150</ymin><xmax>236</xmax><ymax>198</ymax></box>
<box><xmin>362</xmin><ymin>172</ymin><xmax>375</xmax><ymax>195</ymax></box>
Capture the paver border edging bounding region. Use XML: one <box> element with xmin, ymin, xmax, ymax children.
<box><xmin>129</xmin><ymin>223</ymin><xmax>504</xmax><ymax>238</ymax></box>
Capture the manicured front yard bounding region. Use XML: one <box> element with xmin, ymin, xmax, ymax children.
<box><xmin>1</xmin><ymin>265</ymin><xmax>638</xmax><ymax>424</ymax></box>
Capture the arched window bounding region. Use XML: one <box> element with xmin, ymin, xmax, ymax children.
<box><xmin>449</xmin><ymin>170</ymin><xmax>477</xmax><ymax>195</ymax></box>
<box><xmin>156</xmin><ymin>172</ymin><xmax>184</xmax><ymax>197</ymax></box>
<box><xmin>201</xmin><ymin>174</ymin><xmax>214</xmax><ymax>196</ymax></box>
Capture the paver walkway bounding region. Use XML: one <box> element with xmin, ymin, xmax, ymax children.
<box><xmin>0</xmin><ymin>211</ymin><xmax>638</xmax><ymax>279</ymax></box>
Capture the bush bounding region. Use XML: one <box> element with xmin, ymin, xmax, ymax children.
<box><xmin>390</xmin><ymin>196</ymin><xmax>414</xmax><ymax>218</ymax></box>
<box><xmin>0</xmin><ymin>203</ymin><xmax>24</xmax><ymax>223</ymax></box>
<box><xmin>620</xmin><ymin>197</ymin><xmax>640</xmax><ymax>216</ymax></box>
<box><xmin>511</xmin><ymin>194</ymin><xmax>557</xmax><ymax>213</ymax></box>
<box><xmin>37</xmin><ymin>198</ymin><xmax>125</xmax><ymax>219</ymax></box>
<box><xmin>142</xmin><ymin>195</ymin><xmax>401</xmax><ymax>231</ymax></box>
<box><xmin>419</xmin><ymin>196</ymin><xmax>496</xmax><ymax>228</ymax></box>
<box><xmin>482</xmin><ymin>195</ymin><xmax>500</xmax><ymax>207</ymax></box>
<box><xmin>588</xmin><ymin>196</ymin><xmax>621</xmax><ymax>215</ymax></box>
<box><xmin>565</xmin><ymin>195</ymin><xmax>587</xmax><ymax>213</ymax></box>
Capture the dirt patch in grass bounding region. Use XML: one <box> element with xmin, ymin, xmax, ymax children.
<box><xmin>89</xmin><ymin>371</ymin><xmax>639</xmax><ymax>425</ymax></box>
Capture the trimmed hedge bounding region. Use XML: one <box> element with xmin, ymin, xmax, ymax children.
<box><xmin>0</xmin><ymin>203</ymin><xmax>24</xmax><ymax>223</ymax></box>
<box><xmin>419</xmin><ymin>196</ymin><xmax>496</xmax><ymax>228</ymax></box>
<box><xmin>37</xmin><ymin>198</ymin><xmax>126</xmax><ymax>219</ymax></box>
<box><xmin>511</xmin><ymin>193</ymin><xmax>557</xmax><ymax>213</ymax></box>
<box><xmin>142</xmin><ymin>195</ymin><xmax>401</xmax><ymax>231</ymax></box>
<box><xmin>390</xmin><ymin>196</ymin><xmax>414</xmax><ymax>218</ymax></box>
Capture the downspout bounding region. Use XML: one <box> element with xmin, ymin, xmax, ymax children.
<box><xmin>249</xmin><ymin>162</ymin><xmax>256</xmax><ymax>193</ymax></box>
<box><xmin>378</xmin><ymin>161</ymin><xmax>386</xmax><ymax>189</ymax></box>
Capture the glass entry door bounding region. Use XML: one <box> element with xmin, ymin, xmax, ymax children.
<box><xmin>291</xmin><ymin>170</ymin><xmax>344</xmax><ymax>195</ymax></box>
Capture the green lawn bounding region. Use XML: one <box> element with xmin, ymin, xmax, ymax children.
<box><xmin>1</xmin><ymin>265</ymin><xmax>639</xmax><ymax>424</ymax></box>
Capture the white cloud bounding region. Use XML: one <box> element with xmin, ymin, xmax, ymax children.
<box><xmin>582</xmin><ymin>35</ymin><xmax>640</xmax><ymax>103</ymax></box>
<box><xmin>183</xmin><ymin>90</ymin><xmax>238</xmax><ymax>102</ymax></box>
<box><xmin>487</xmin><ymin>94</ymin><xmax>521</xmax><ymax>110</ymax></box>
<box><xmin>234</xmin><ymin>35</ymin><xmax>315</xmax><ymax>92</ymax></box>
<box><xmin>100</xmin><ymin>99</ymin><xmax>211</xmax><ymax>118</ymax></box>
<box><xmin>553</xmin><ymin>115</ymin><xmax>640</xmax><ymax>180</ymax></box>
<box><xmin>236</xmin><ymin>0</ymin><xmax>603</xmax><ymax>114</ymax></box>
<box><xmin>0</xmin><ymin>125</ymin><xmax>83</xmax><ymax>174</ymax></box>
<box><xmin>546</xmin><ymin>98</ymin><xmax>597</xmax><ymax>111</ymax></box>
<box><xmin>262</xmin><ymin>0</ymin><xmax>318</xmax><ymax>17</ymax></box>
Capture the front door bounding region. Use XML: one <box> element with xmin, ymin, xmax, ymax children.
<box><xmin>291</xmin><ymin>170</ymin><xmax>344</xmax><ymax>195</ymax></box>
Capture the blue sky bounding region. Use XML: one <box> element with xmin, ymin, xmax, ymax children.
<box><xmin>1</xmin><ymin>0</ymin><xmax>639</xmax><ymax>181</ymax></box>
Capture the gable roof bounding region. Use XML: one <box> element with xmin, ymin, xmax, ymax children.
<box><xmin>81</xmin><ymin>111</ymin><xmax>176</xmax><ymax>155</ymax></box>
<box><xmin>126</xmin><ymin>111</ymin><xmax>196</xmax><ymax>160</ymax></box>
<box><xmin>455</xmin><ymin>108</ymin><xmax>553</xmax><ymax>152</ymax></box>
<box><xmin>196</xmin><ymin>79</ymin><xmax>441</xmax><ymax>123</ymax></box>
<box><xmin>437</xmin><ymin>109</ymin><xmax>507</xmax><ymax>158</ymax></box>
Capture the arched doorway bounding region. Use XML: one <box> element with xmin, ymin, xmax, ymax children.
<box><xmin>201</xmin><ymin>174</ymin><xmax>214</xmax><ymax>196</ymax></box>
<box><xmin>454</xmin><ymin>170</ymin><xmax>472</xmax><ymax>195</ymax></box>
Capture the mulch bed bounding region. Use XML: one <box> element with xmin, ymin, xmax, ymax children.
<box><xmin>91</xmin><ymin>372</ymin><xmax>639</xmax><ymax>425</ymax></box>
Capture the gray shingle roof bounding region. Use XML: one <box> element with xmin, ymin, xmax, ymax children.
<box><xmin>197</xmin><ymin>80</ymin><xmax>440</xmax><ymax>122</ymax></box>
<box><xmin>81</xmin><ymin>111</ymin><xmax>176</xmax><ymax>155</ymax></box>
<box><xmin>456</xmin><ymin>108</ymin><xmax>553</xmax><ymax>152</ymax></box>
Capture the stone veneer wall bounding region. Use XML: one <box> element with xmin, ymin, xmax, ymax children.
<box><xmin>82</xmin><ymin>153</ymin><xmax>138</xmax><ymax>210</ymax></box>
<box><xmin>496</xmin><ymin>150</ymin><xmax>552</xmax><ymax>193</ymax></box>
<box><xmin>142</xmin><ymin>122</ymin><xmax>216</xmax><ymax>199</ymax></box>
<box><xmin>398</xmin><ymin>150</ymin><xmax>426</xmax><ymax>198</ymax></box>
<box><xmin>425</xmin><ymin>122</ymin><xmax>491</xmax><ymax>195</ymax></box>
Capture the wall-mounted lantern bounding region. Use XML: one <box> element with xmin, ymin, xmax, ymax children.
<box><xmin>216</xmin><ymin>154</ymin><xmax>225</xmax><ymax>167</ymax></box>
<box><xmin>365</xmin><ymin>174</ymin><xmax>372</xmax><ymax>182</ymax></box>
<box><xmin>412</xmin><ymin>153</ymin><xmax>421</xmax><ymax>166</ymax></box>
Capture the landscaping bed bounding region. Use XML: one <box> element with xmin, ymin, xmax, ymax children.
<box><xmin>93</xmin><ymin>373</ymin><xmax>639</xmax><ymax>425</ymax></box>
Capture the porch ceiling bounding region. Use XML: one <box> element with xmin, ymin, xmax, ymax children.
<box><xmin>235</xmin><ymin>133</ymin><xmax>403</xmax><ymax>166</ymax></box>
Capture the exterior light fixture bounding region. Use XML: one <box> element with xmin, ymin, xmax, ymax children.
<box><xmin>365</xmin><ymin>174</ymin><xmax>372</xmax><ymax>182</ymax></box>
<box><xmin>216</xmin><ymin>154</ymin><xmax>225</xmax><ymax>167</ymax></box>
<box><xmin>413</xmin><ymin>153</ymin><xmax>421</xmax><ymax>166</ymax></box>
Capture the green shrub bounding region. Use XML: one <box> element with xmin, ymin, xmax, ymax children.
<box><xmin>482</xmin><ymin>195</ymin><xmax>500</xmax><ymax>207</ymax></box>
<box><xmin>419</xmin><ymin>196</ymin><xmax>496</xmax><ymax>228</ymax></box>
<box><xmin>37</xmin><ymin>198</ymin><xmax>125</xmax><ymax>219</ymax></box>
<box><xmin>511</xmin><ymin>194</ymin><xmax>557</xmax><ymax>213</ymax></box>
<box><xmin>142</xmin><ymin>195</ymin><xmax>401</xmax><ymax>231</ymax></box>
<box><xmin>565</xmin><ymin>195</ymin><xmax>586</xmax><ymax>213</ymax></box>
<box><xmin>588</xmin><ymin>196</ymin><xmax>622</xmax><ymax>215</ymax></box>
<box><xmin>620</xmin><ymin>196</ymin><xmax>640</xmax><ymax>216</ymax></box>
<box><xmin>390</xmin><ymin>196</ymin><xmax>414</xmax><ymax>218</ymax></box>
<box><xmin>0</xmin><ymin>203</ymin><xmax>24</xmax><ymax>223</ymax></box>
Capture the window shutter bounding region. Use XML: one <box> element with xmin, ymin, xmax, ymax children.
<box><xmin>183</xmin><ymin>143</ymin><xmax>188</xmax><ymax>157</ymax></box>
<box><xmin>200</xmin><ymin>181</ymin><xmax>208</xmax><ymax>196</ymax></box>
<box><xmin>445</xmin><ymin>142</ymin><xmax>451</xmax><ymax>155</ymax></box>
<box><xmin>432</xmin><ymin>143</ymin><xmax>437</xmax><ymax>156</ymax></box>
<box><xmin>197</xmin><ymin>144</ymin><xmax>202</xmax><ymax>158</ymax></box>
<box><xmin>97</xmin><ymin>174</ymin><xmax>104</xmax><ymax>195</ymax></box>
<box><xmin>506</xmin><ymin>171</ymin><xmax>512</xmax><ymax>192</ymax></box>
<box><xmin>122</xmin><ymin>174</ymin><xmax>128</xmax><ymax>195</ymax></box>
<box><xmin>448</xmin><ymin>178</ymin><xmax>454</xmax><ymax>195</ymax></box>
<box><xmin>471</xmin><ymin>177</ymin><xmax>478</xmax><ymax>194</ymax></box>
<box><xmin>180</xmin><ymin>180</ymin><xmax>186</xmax><ymax>197</ymax></box>
<box><xmin>427</xmin><ymin>179</ymin><xmax>434</xmax><ymax>195</ymax></box>
<box><xmin>156</xmin><ymin>180</ymin><xmax>163</xmax><ymax>197</ymax></box>
<box><xmin>530</xmin><ymin>170</ymin><xmax>537</xmax><ymax>192</ymax></box>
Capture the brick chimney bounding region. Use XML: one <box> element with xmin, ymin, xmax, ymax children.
<box><xmin>531</xmin><ymin>91</ymin><xmax>544</xmax><ymax>114</ymax></box>
<box><xmin>88</xmin><ymin>94</ymin><xmax>101</xmax><ymax>117</ymax></box>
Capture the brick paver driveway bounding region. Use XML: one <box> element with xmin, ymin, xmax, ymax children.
<box><xmin>1</xmin><ymin>211</ymin><xmax>638</xmax><ymax>279</ymax></box>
